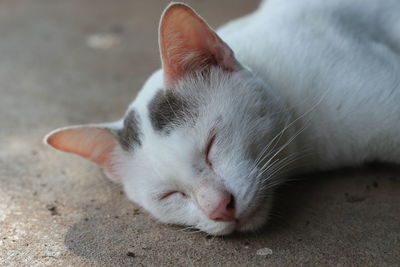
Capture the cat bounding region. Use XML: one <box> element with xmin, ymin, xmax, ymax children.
<box><xmin>44</xmin><ymin>0</ymin><xmax>400</xmax><ymax>235</ymax></box>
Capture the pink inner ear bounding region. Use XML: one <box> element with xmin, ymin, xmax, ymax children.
<box><xmin>159</xmin><ymin>3</ymin><xmax>241</xmax><ymax>85</ymax></box>
<box><xmin>46</xmin><ymin>127</ymin><xmax>116</xmax><ymax>166</ymax></box>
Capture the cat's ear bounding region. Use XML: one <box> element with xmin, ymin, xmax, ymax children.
<box><xmin>44</xmin><ymin>125</ymin><xmax>121</xmax><ymax>181</ymax></box>
<box><xmin>159</xmin><ymin>3</ymin><xmax>242</xmax><ymax>86</ymax></box>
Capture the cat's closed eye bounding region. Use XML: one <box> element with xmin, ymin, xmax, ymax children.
<box><xmin>205</xmin><ymin>134</ymin><xmax>216</xmax><ymax>167</ymax></box>
<box><xmin>160</xmin><ymin>190</ymin><xmax>187</xmax><ymax>200</ymax></box>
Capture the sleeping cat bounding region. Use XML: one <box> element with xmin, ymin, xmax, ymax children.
<box><xmin>45</xmin><ymin>0</ymin><xmax>400</xmax><ymax>235</ymax></box>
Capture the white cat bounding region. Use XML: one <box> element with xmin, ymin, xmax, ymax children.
<box><xmin>45</xmin><ymin>0</ymin><xmax>400</xmax><ymax>235</ymax></box>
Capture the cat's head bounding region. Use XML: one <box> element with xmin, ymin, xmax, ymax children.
<box><xmin>45</xmin><ymin>3</ymin><xmax>293</xmax><ymax>235</ymax></box>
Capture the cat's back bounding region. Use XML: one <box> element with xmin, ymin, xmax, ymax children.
<box><xmin>219</xmin><ymin>0</ymin><xmax>400</xmax><ymax>76</ymax></box>
<box><xmin>260</xmin><ymin>0</ymin><xmax>400</xmax><ymax>50</ymax></box>
<box><xmin>232</xmin><ymin>0</ymin><xmax>400</xmax><ymax>36</ymax></box>
<box><xmin>220</xmin><ymin>0</ymin><xmax>400</xmax><ymax>112</ymax></box>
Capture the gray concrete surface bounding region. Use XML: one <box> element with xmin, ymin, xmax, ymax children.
<box><xmin>1</xmin><ymin>0</ymin><xmax>399</xmax><ymax>266</ymax></box>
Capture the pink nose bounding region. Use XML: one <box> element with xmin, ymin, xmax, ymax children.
<box><xmin>208</xmin><ymin>193</ymin><xmax>236</xmax><ymax>222</ymax></box>
<box><xmin>195</xmin><ymin>186</ymin><xmax>236</xmax><ymax>222</ymax></box>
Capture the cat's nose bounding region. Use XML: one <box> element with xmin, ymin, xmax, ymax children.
<box><xmin>209</xmin><ymin>193</ymin><xmax>236</xmax><ymax>222</ymax></box>
<box><xmin>196</xmin><ymin>187</ymin><xmax>236</xmax><ymax>222</ymax></box>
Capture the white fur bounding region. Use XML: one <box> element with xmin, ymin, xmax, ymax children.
<box><xmin>48</xmin><ymin>0</ymin><xmax>400</xmax><ymax>235</ymax></box>
<box><xmin>117</xmin><ymin>0</ymin><xmax>400</xmax><ymax>235</ymax></box>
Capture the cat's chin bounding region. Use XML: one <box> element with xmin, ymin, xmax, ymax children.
<box><xmin>202</xmin><ymin>214</ymin><xmax>269</xmax><ymax>236</ymax></box>
<box><xmin>200</xmin><ymin>222</ymin><xmax>237</xmax><ymax>236</ymax></box>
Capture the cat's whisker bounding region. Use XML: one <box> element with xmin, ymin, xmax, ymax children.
<box><xmin>255</xmin><ymin>146</ymin><xmax>314</xmax><ymax>200</ymax></box>
<box><xmin>176</xmin><ymin>226</ymin><xmax>197</xmax><ymax>232</ymax></box>
<box><xmin>256</xmin><ymin>143</ymin><xmax>300</xmax><ymax>184</ymax></box>
<box><xmin>260</xmin><ymin>175</ymin><xmax>287</xmax><ymax>188</ymax></box>
<box><xmin>251</xmin><ymin>112</ymin><xmax>312</xmax><ymax>182</ymax></box>
<box><xmin>256</xmin><ymin>153</ymin><xmax>308</xmax><ymax>194</ymax></box>
<box><xmin>258</xmin><ymin>152</ymin><xmax>299</xmax><ymax>181</ymax></box>
<box><xmin>257</xmin><ymin>156</ymin><xmax>283</xmax><ymax>181</ymax></box>
<box><xmin>268</xmin><ymin>121</ymin><xmax>309</xmax><ymax>163</ymax></box>
<box><xmin>185</xmin><ymin>229</ymin><xmax>203</xmax><ymax>234</ymax></box>
<box><xmin>253</xmin><ymin>91</ymin><xmax>326</xmax><ymax>171</ymax></box>
<box><xmin>263</xmin><ymin>150</ymin><xmax>310</xmax><ymax>178</ymax></box>
<box><xmin>252</xmin><ymin>122</ymin><xmax>290</xmax><ymax>171</ymax></box>
<box><xmin>251</xmin><ymin>108</ymin><xmax>299</xmax><ymax>165</ymax></box>
<box><xmin>244</xmin><ymin>91</ymin><xmax>324</xmax><ymax>191</ymax></box>
<box><xmin>177</xmin><ymin>226</ymin><xmax>204</xmax><ymax>234</ymax></box>
<box><xmin>254</xmin><ymin>126</ymin><xmax>286</xmax><ymax>166</ymax></box>
<box><xmin>266</xmin><ymin>122</ymin><xmax>310</xmax><ymax>171</ymax></box>
<box><xmin>258</xmin><ymin>173</ymin><xmax>286</xmax><ymax>190</ymax></box>
<box><xmin>264</xmin><ymin>158</ymin><xmax>301</xmax><ymax>184</ymax></box>
<box><xmin>264</xmin><ymin>155</ymin><xmax>307</xmax><ymax>183</ymax></box>
<box><xmin>245</xmin><ymin>130</ymin><xmax>285</xmax><ymax>180</ymax></box>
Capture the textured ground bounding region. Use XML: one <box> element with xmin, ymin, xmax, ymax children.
<box><xmin>1</xmin><ymin>0</ymin><xmax>399</xmax><ymax>266</ymax></box>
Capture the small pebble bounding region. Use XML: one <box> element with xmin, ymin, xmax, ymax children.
<box><xmin>127</xmin><ymin>252</ymin><xmax>135</xmax><ymax>257</ymax></box>
<box><xmin>133</xmin><ymin>208</ymin><xmax>141</xmax><ymax>215</ymax></box>
<box><xmin>345</xmin><ymin>194</ymin><xmax>366</xmax><ymax>203</ymax></box>
<box><xmin>46</xmin><ymin>205</ymin><xmax>59</xmax><ymax>216</ymax></box>
<box><xmin>256</xmin><ymin>247</ymin><xmax>273</xmax><ymax>256</ymax></box>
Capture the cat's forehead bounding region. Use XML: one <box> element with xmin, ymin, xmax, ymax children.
<box><xmin>136</xmin><ymin>68</ymin><xmax>238</xmax><ymax>135</ymax></box>
<box><xmin>148</xmin><ymin>89</ymin><xmax>197</xmax><ymax>134</ymax></box>
<box><xmin>123</xmin><ymin>67</ymin><xmax>268</xmax><ymax>152</ymax></box>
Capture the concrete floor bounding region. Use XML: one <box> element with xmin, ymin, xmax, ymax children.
<box><xmin>1</xmin><ymin>0</ymin><xmax>399</xmax><ymax>266</ymax></box>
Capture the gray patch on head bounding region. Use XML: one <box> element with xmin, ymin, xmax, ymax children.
<box><xmin>148</xmin><ymin>89</ymin><xmax>193</xmax><ymax>133</ymax></box>
<box><xmin>116</xmin><ymin>109</ymin><xmax>142</xmax><ymax>150</ymax></box>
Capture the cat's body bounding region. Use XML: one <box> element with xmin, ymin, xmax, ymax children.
<box><xmin>218</xmin><ymin>0</ymin><xmax>400</xmax><ymax>170</ymax></box>
<box><xmin>46</xmin><ymin>0</ymin><xmax>400</xmax><ymax>235</ymax></box>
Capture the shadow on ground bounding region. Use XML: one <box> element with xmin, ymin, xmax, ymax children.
<box><xmin>64</xmin><ymin>165</ymin><xmax>400</xmax><ymax>266</ymax></box>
